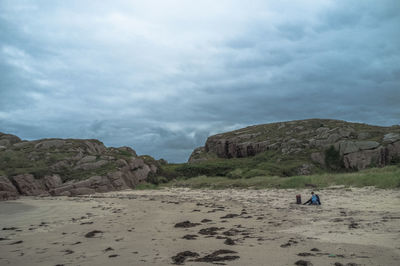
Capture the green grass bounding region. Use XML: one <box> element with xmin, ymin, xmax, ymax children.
<box><xmin>158</xmin><ymin>149</ymin><xmax>321</xmax><ymax>181</ymax></box>
<box><xmin>134</xmin><ymin>183</ymin><xmax>159</xmax><ymax>190</ymax></box>
<box><xmin>161</xmin><ymin>165</ymin><xmax>400</xmax><ymax>189</ymax></box>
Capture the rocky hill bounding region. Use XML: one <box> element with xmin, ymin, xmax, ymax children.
<box><xmin>188</xmin><ymin>119</ymin><xmax>400</xmax><ymax>175</ymax></box>
<box><xmin>2</xmin><ymin>119</ymin><xmax>399</xmax><ymax>200</ymax></box>
<box><xmin>0</xmin><ymin>132</ymin><xmax>159</xmax><ymax>200</ymax></box>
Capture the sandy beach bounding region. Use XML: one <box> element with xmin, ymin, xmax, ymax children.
<box><xmin>1</xmin><ymin>187</ymin><xmax>399</xmax><ymax>266</ymax></box>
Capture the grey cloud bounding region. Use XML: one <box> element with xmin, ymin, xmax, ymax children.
<box><xmin>0</xmin><ymin>0</ymin><xmax>399</xmax><ymax>162</ymax></box>
<box><xmin>275</xmin><ymin>22</ymin><xmax>308</xmax><ymax>41</ymax></box>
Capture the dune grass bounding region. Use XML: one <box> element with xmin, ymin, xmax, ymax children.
<box><xmin>161</xmin><ymin>165</ymin><xmax>400</xmax><ymax>189</ymax></box>
<box><xmin>158</xmin><ymin>149</ymin><xmax>323</xmax><ymax>182</ymax></box>
<box><xmin>134</xmin><ymin>183</ymin><xmax>159</xmax><ymax>190</ymax></box>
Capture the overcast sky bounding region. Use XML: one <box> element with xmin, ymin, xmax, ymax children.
<box><xmin>1</xmin><ymin>0</ymin><xmax>399</xmax><ymax>162</ymax></box>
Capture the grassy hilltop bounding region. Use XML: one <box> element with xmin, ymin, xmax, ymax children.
<box><xmin>150</xmin><ymin>119</ymin><xmax>400</xmax><ymax>189</ymax></box>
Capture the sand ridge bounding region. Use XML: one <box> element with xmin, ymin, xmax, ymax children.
<box><xmin>0</xmin><ymin>187</ymin><xmax>399</xmax><ymax>266</ymax></box>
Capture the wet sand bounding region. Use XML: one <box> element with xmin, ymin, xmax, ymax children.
<box><xmin>0</xmin><ymin>187</ymin><xmax>399</xmax><ymax>266</ymax></box>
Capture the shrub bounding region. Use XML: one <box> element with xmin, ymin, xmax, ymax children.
<box><xmin>390</xmin><ymin>155</ymin><xmax>400</xmax><ymax>164</ymax></box>
<box><xmin>174</xmin><ymin>162</ymin><xmax>233</xmax><ymax>178</ymax></box>
<box><xmin>118</xmin><ymin>150</ymin><xmax>133</xmax><ymax>157</ymax></box>
<box><xmin>135</xmin><ymin>183</ymin><xmax>158</xmax><ymax>190</ymax></box>
<box><xmin>243</xmin><ymin>169</ymin><xmax>269</xmax><ymax>179</ymax></box>
<box><xmin>30</xmin><ymin>168</ymin><xmax>51</xmax><ymax>178</ymax></box>
<box><xmin>147</xmin><ymin>174</ymin><xmax>168</xmax><ymax>185</ymax></box>
<box><xmin>227</xmin><ymin>169</ymin><xmax>244</xmax><ymax>179</ymax></box>
<box><xmin>324</xmin><ymin>145</ymin><xmax>343</xmax><ymax>169</ymax></box>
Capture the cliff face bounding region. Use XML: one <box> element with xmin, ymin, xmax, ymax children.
<box><xmin>0</xmin><ymin>133</ymin><xmax>159</xmax><ymax>200</ymax></box>
<box><xmin>189</xmin><ymin>119</ymin><xmax>400</xmax><ymax>171</ymax></box>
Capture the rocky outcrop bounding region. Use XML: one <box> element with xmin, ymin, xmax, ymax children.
<box><xmin>0</xmin><ymin>132</ymin><xmax>159</xmax><ymax>200</ymax></box>
<box><xmin>34</xmin><ymin>139</ymin><xmax>66</xmax><ymax>149</ymax></box>
<box><xmin>190</xmin><ymin>119</ymin><xmax>400</xmax><ymax>171</ymax></box>
<box><xmin>113</xmin><ymin>146</ymin><xmax>137</xmax><ymax>157</ymax></box>
<box><xmin>0</xmin><ymin>176</ymin><xmax>19</xmax><ymax>200</ymax></box>
<box><xmin>383</xmin><ymin>133</ymin><xmax>400</xmax><ymax>143</ymax></box>
<box><xmin>310</xmin><ymin>152</ymin><xmax>325</xmax><ymax>166</ymax></box>
<box><xmin>43</xmin><ymin>175</ymin><xmax>63</xmax><ymax>190</ymax></box>
<box><xmin>336</xmin><ymin>140</ymin><xmax>380</xmax><ymax>155</ymax></box>
<box><xmin>0</xmin><ymin>133</ymin><xmax>21</xmax><ymax>147</ymax></box>
<box><xmin>48</xmin><ymin>157</ymin><xmax>152</xmax><ymax>196</ymax></box>
<box><xmin>11</xmin><ymin>174</ymin><xmax>49</xmax><ymax>196</ymax></box>
<box><xmin>204</xmin><ymin>138</ymin><xmax>276</xmax><ymax>159</ymax></box>
<box><xmin>386</xmin><ymin>141</ymin><xmax>400</xmax><ymax>163</ymax></box>
<box><xmin>74</xmin><ymin>160</ymin><xmax>108</xmax><ymax>170</ymax></box>
<box><xmin>188</xmin><ymin>147</ymin><xmax>207</xmax><ymax>163</ymax></box>
<box><xmin>342</xmin><ymin>147</ymin><xmax>385</xmax><ymax>169</ymax></box>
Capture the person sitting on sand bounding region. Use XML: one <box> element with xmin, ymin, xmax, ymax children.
<box><xmin>303</xmin><ymin>191</ymin><xmax>321</xmax><ymax>205</ymax></box>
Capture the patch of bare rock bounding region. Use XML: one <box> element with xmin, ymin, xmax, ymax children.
<box><xmin>0</xmin><ymin>133</ymin><xmax>160</xmax><ymax>200</ymax></box>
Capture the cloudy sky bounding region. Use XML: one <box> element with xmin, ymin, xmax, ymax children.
<box><xmin>1</xmin><ymin>0</ymin><xmax>399</xmax><ymax>162</ymax></box>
